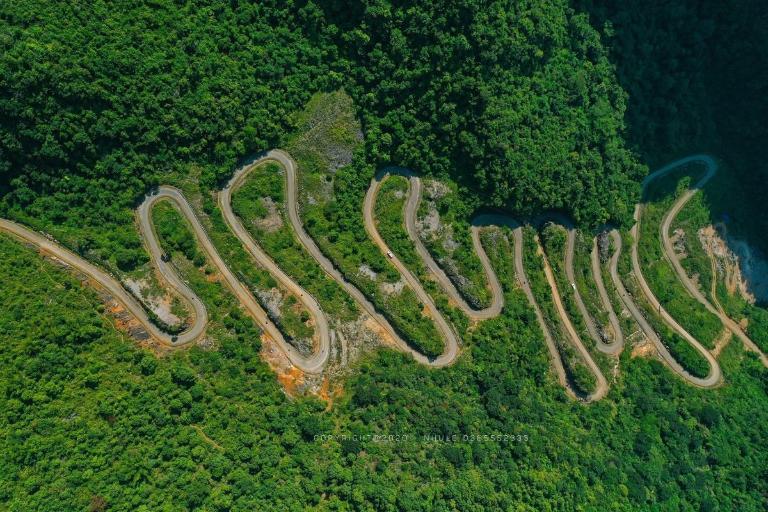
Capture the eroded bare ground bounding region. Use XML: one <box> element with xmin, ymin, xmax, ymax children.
<box><xmin>631</xmin><ymin>340</ymin><xmax>656</xmax><ymax>359</ymax></box>
<box><xmin>380</xmin><ymin>278</ymin><xmax>406</xmax><ymax>296</ymax></box>
<box><xmin>699</xmin><ymin>224</ymin><xmax>768</xmax><ymax>304</ymax></box>
<box><xmin>289</xmin><ymin>91</ymin><xmax>362</xmax><ymax>174</ymax></box>
<box><xmin>125</xmin><ymin>277</ymin><xmax>186</xmax><ymax>327</ymax></box>
<box><xmin>262</xmin><ymin>316</ymin><xmax>384</xmax><ymax>397</ymax></box>
<box><xmin>254</xmin><ymin>197</ymin><xmax>283</xmax><ymax>233</ymax></box>
<box><xmin>8</xmin><ymin>153</ymin><xmax>765</xmax><ymax>402</ymax></box>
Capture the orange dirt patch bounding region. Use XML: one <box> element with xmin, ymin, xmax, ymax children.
<box><xmin>107</xmin><ymin>303</ymin><xmax>133</xmax><ymax>328</ymax></box>
<box><xmin>317</xmin><ymin>376</ymin><xmax>343</xmax><ymax>409</ymax></box>
<box><xmin>631</xmin><ymin>341</ymin><xmax>656</xmax><ymax>359</ymax></box>
<box><xmin>260</xmin><ymin>333</ymin><xmax>290</xmax><ymax>366</ymax></box>
<box><xmin>100</xmin><ymin>297</ymin><xmax>170</xmax><ymax>355</ymax></box>
<box><xmin>364</xmin><ymin>316</ymin><xmax>395</xmax><ymax>348</ymax></box>
<box><xmin>318</xmin><ymin>376</ymin><xmax>333</xmax><ymax>405</ymax></box>
<box><xmin>260</xmin><ymin>333</ymin><xmax>310</xmax><ymax>397</ymax></box>
<box><xmin>276</xmin><ymin>366</ymin><xmax>306</xmax><ymax>397</ymax></box>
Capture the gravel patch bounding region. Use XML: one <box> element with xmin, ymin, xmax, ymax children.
<box><xmin>380</xmin><ymin>278</ymin><xmax>406</xmax><ymax>296</ymax></box>
<box><xmin>425</xmin><ymin>179</ymin><xmax>450</xmax><ymax>201</ymax></box>
<box><xmin>125</xmin><ymin>277</ymin><xmax>183</xmax><ymax>326</ymax></box>
<box><xmin>255</xmin><ymin>197</ymin><xmax>283</xmax><ymax>233</ymax></box>
<box><xmin>358</xmin><ymin>264</ymin><xmax>378</xmax><ymax>281</ymax></box>
<box><xmin>417</xmin><ymin>208</ymin><xmax>442</xmax><ymax>240</ymax></box>
<box><xmin>256</xmin><ymin>287</ymin><xmax>284</xmax><ymax>320</ymax></box>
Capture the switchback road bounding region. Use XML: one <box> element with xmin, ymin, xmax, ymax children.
<box><xmin>3</xmin><ymin>152</ymin><xmax>765</xmax><ymax>397</ymax></box>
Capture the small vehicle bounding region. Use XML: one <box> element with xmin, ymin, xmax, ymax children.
<box><xmin>386</xmin><ymin>251</ymin><xmax>394</xmax><ymax>259</ymax></box>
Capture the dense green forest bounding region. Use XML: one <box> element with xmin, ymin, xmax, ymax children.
<box><xmin>3</xmin><ymin>224</ymin><xmax>768</xmax><ymax>510</ymax></box>
<box><xmin>1</xmin><ymin>1</ymin><xmax>764</xmax><ymax>241</ymax></box>
<box><xmin>2</xmin><ymin>0</ymin><xmax>768</xmax><ymax>510</ymax></box>
<box><xmin>0</xmin><ymin>0</ymin><xmax>644</xmax><ymax>250</ymax></box>
<box><xmin>576</xmin><ymin>0</ymin><xmax>768</xmax><ymax>252</ymax></box>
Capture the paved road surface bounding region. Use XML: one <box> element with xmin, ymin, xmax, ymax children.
<box><xmin>220</xmin><ymin>157</ymin><xmax>330</xmax><ymax>373</ymax></box>
<box><xmin>3</xmin><ymin>152</ymin><xmax>763</xmax><ymax>397</ymax></box>
<box><xmin>630</xmin><ymin>157</ymin><xmax>722</xmax><ymax>387</ymax></box>
<box><xmin>656</xmin><ymin>155</ymin><xmax>768</xmax><ymax>366</ymax></box>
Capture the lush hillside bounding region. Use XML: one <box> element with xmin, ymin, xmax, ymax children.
<box><xmin>2</xmin><ymin>1</ymin><xmax>768</xmax><ymax>510</ymax></box>
<box><xmin>0</xmin><ymin>1</ymin><xmax>340</xmax><ymax>266</ymax></box>
<box><xmin>2</xmin><ymin>232</ymin><xmax>768</xmax><ymax>510</ymax></box>
<box><xmin>577</xmin><ymin>0</ymin><xmax>768</xmax><ymax>252</ymax></box>
<box><xmin>317</xmin><ymin>0</ymin><xmax>645</xmax><ymax>225</ymax></box>
<box><xmin>1</xmin><ymin>0</ymin><xmax>642</xmax><ymax>246</ymax></box>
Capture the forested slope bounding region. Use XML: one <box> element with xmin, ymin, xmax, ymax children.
<box><xmin>577</xmin><ymin>0</ymin><xmax>768</xmax><ymax>252</ymax></box>
<box><xmin>0</xmin><ymin>1</ymin><xmax>339</xmax><ymax>266</ymax></box>
<box><xmin>2</xmin><ymin>232</ymin><xmax>768</xmax><ymax>510</ymax></box>
<box><xmin>317</xmin><ymin>1</ymin><xmax>644</xmax><ymax>225</ymax></box>
<box><xmin>2</xmin><ymin>1</ymin><xmax>768</xmax><ymax>510</ymax></box>
<box><xmin>1</xmin><ymin>0</ymin><xmax>642</xmax><ymax>248</ymax></box>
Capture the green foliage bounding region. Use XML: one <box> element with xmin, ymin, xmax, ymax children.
<box><xmin>2</xmin><ymin>0</ymin><xmax>768</xmax><ymax>510</ymax></box>
<box><xmin>522</xmin><ymin>227</ymin><xmax>598</xmax><ymax>397</ymax></box>
<box><xmin>3</xmin><ymin>215</ymin><xmax>768</xmax><ymax>509</ymax></box>
<box><xmin>152</xmin><ymin>202</ymin><xmax>206</xmax><ymax>266</ymax></box>
<box><xmin>637</xmin><ymin>165</ymin><xmax>723</xmax><ymax>349</ymax></box>
<box><xmin>374</xmin><ymin>176</ymin><xmax>414</xmax><ymax>266</ymax></box>
<box><xmin>231</xmin><ymin>161</ymin><xmax>357</xmax><ymax>321</ymax></box>
<box><xmin>0</xmin><ymin>0</ymin><xmax>644</xmax><ymax>264</ymax></box>
<box><xmin>745</xmin><ymin>308</ymin><xmax>768</xmax><ymax>354</ymax></box>
<box><xmin>0</xmin><ymin>1</ymin><xmax>337</xmax><ymax>265</ymax></box>
<box><xmin>323</xmin><ymin>0</ymin><xmax>645</xmax><ymax>226</ymax></box>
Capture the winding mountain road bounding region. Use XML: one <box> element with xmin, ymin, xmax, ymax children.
<box><xmin>537</xmin><ymin>215</ymin><xmax>624</xmax><ymax>359</ymax></box>
<box><xmin>590</xmin><ymin>233</ymin><xmax>625</xmax><ymax>355</ymax></box>
<box><xmin>2</xmin><ymin>152</ymin><xmax>764</xmax><ymax>398</ymax></box>
<box><xmin>363</xmin><ymin>168</ymin><xmax>460</xmax><ymax>365</ymax></box>
<box><xmin>369</xmin><ymin>170</ymin><xmax>607</xmax><ymax>400</ymax></box>
<box><xmin>630</xmin><ymin>157</ymin><xmax>721</xmax><ymax>387</ymax></box>
<box><xmin>252</xmin><ymin>151</ymin><xmax>453</xmax><ymax>367</ymax></box>
<box><xmin>656</xmin><ymin>155</ymin><xmax>768</xmax><ymax>366</ymax></box>
<box><xmin>220</xmin><ymin>159</ymin><xmax>330</xmax><ymax>372</ymax></box>
<box><xmin>535</xmin><ymin>229</ymin><xmax>609</xmax><ymax>401</ymax></box>
<box><xmin>140</xmin><ymin>186</ymin><xmax>330</xmax><ymax>373</ymax></box>
<box><xmin>402</xmin><ymin>173</ymin><xmax>504</xmax><ymax>321</ymax></box>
